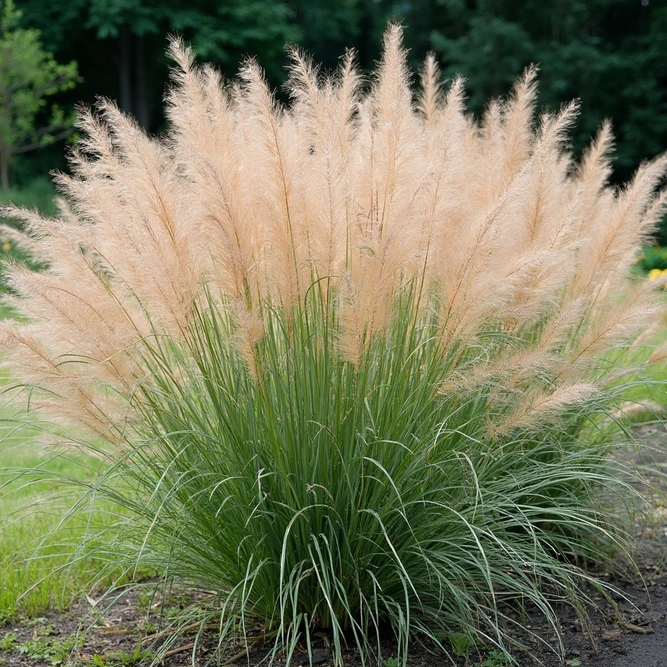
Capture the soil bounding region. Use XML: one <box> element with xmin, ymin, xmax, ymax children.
<box><xmin>2</xmin><ymin>424</ymin><xmax>667</xmax><ymax>667</ymax></box>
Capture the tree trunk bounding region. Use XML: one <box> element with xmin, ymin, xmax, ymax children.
<box><xmin>119</xmin><ymin>27</ymin><xmax>133</xmax><ymax>119</ymax></box>
<box><xmin>134</xmin><ymin>34</ymin><xmax>150</xmax><ymax>130</ymax></box>
<box><xmin>118</xmin><ymin>28</ymin><xmax>151</xmax><ymax>130</ymax></box>
<box><xmin>0</xmin><ymin>146</ymin><xmax>9</xmax><ymax>192</ymax></box>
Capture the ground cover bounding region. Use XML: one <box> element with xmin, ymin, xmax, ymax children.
<box><xmin>0</xmin><ymin>300</ymin><xmax>122</xmax><ymax>623</ymax></box>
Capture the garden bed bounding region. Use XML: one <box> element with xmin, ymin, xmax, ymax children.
<box><xmin>0</xmin><ymin>547</ymin><xmax>666</xmax><ymax>667</ymax></box>
<box><xmin>1</xmin><ymin>425</ymin><xmax>666</xmax><ymax>667</ymax></box>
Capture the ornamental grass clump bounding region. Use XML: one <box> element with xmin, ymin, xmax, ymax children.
<box><xmin>2</xmin><ymin>25</ymin><xmax>667</xmax><ymax>666</ymax></box>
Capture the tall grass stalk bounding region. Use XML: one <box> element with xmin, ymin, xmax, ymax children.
<box><xmin>0</xmin><ymin>25</ymin><xmax>666</xmax><ymax>666</ymax></box>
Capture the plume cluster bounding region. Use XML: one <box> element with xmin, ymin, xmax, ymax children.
<box><xmin>2</xmin><ymin>26</ymin><xmax>665</xmax><ymax>445</ymax></box>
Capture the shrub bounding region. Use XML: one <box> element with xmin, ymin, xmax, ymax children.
<box><xmin>637</xmin><ymin>244</ymin><xmax>667</xmax><ymax>274</ymax></box>
<box><xmin>1</xmin><ymin>25</ymin><xmax>666</xmax><ymax>666</ymax></box>
<box><xmin>0</xmin><ymin>176</ymin><xmax>58</xmax><ymax>217</ymax></box>
<box><xmin>0</xmin><ymin>176</ymin><xmax>55</xmax><ymax>293</ymax></box>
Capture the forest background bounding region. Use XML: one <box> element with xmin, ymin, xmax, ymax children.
<box><xmin>1</xmin><ymin>0</ymin><xmax>667</xmax><ymax>239</ymax></box>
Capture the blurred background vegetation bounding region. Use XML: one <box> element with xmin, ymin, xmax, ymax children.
<box><xmin>1</xmin><ymin>0</ymin><xmax>666</xmax><ymax>240</ymax></box>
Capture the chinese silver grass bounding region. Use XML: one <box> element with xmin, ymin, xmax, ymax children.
<box><xmin>1</xmin><ymin>24</ymin><xmax>666</xmax><ymax>667</ymax></box>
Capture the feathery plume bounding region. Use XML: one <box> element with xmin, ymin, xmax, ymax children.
<box><xmin>0</xmin><ymin>25</ymin><xmax>664</xmax><ymax>446</ymax></box>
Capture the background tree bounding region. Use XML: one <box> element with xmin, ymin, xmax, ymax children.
<box><xmin>406</xmin><ymin>0</ymin><xmax>667</xmax><ymax>181</ymax></box>
<box><xmin>15</xmin><ymin>0</ymin><xmax>396</xmax><ymax>133</ymax></box>
<box><xmin>16</xmin><ymin>0</ymin><xmax>304</xmax><ymax>131</ymax></box>
<box><xmin>9</xmin><ymin>0</ymin><xmax>667</xmax><ymax>236</ymax></box>
<box><xmin>396</xmin><ymin>0</ymin><xmax>667</xmax><ymax>239</ymax></box>
<box><xmin>0</xmin><ymin>0</ymin><xmax>78</xmax><ymax>190</ymax></box>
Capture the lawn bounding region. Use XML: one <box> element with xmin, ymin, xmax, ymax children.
<box><xmin>607</xmin><ymin>308</ymin><xmax>667</xmax><ymax>416</ymax></box>
<box><xmin>0</xmin><ymin>425</ymin><xmax>100</xmax><ymax>619</ymax></box>
<box><xmin>0</xmin><ymin>306</ymin><xmax>120</xmax><ymax>622</ymax></box>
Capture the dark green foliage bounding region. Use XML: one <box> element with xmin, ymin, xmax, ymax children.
<box><xmin>0</xmin><ymin>0</ymin><xmax>78</xmax><ymax>190</ymax></box>
<box><xmin>636</xmin><ymin>245</ymin><xmax>667</xmax><ymax>274</ymax></box>
<box><xmin>10</xmin><ymin>0</ymin><xmax>666</xmax><ymax>220</ymax></box>
<box><xmin>403</xmin><ymin>0</ymin><xmax>666</xmax><ymax>183</ymax></box>
<box><xmin>0</xmin><ymin>175</ymin><xmax>57</xmax><ymax>215</ymax></box>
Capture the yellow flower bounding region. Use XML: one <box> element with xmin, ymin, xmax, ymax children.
<box><xmin>2</xmin><ymin>240</ymin><xmax>11</xmax><ymax>252</ymax></box>
<box><xmin>648</xmin><ymin>268</ymin><xmax>663</xmax><ymax>280</ymax></box>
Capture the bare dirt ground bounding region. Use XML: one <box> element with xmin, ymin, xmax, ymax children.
<box><xmin>1</xmin><ymin>424</ymin><xmax>666</xmax><ymax>667</ymax></box>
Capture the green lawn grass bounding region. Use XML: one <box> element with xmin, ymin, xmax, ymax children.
<box><xmin>608</xmin><ymin>308</ymin><xmax>667</xmax><ymax>415</ymax></box>
<box><xmin>0</xmin><ymin>412</ymin><xmax>119</xmax><ymax>621</ymax></box>
<box><xmin>0</xmin><ymin>295</ymin><xmax>120</xmax><ymax>621</ymax></box>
